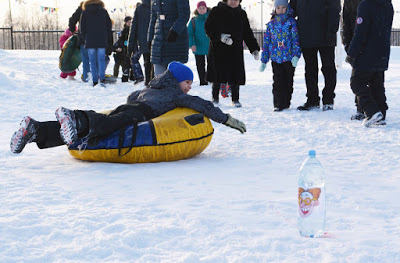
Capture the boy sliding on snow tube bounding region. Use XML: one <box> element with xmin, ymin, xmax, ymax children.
<box><xmin>10</xmin><ymin>62</ymin><xmax>246</xmax><ymax>154</ymax></box>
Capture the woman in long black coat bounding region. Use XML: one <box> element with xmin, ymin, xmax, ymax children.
<box><xmin>205</xmin><ymin>0</ymin><xmax>260</xmax><ymax>107</ymax></box>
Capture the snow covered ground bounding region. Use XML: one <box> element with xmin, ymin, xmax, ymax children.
<box><xmin>1</xmin><ymin>47</ymin><xmax>400</xmax><ymax>262</ymax></box>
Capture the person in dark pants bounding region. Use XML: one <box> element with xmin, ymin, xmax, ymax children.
<box><xmin>113</xmin><ymin>16</ymin><xmax>132</xmax><ymax>80</ymax></box>
<box><xmin>188</xmin><ymin>1</ymin><xmax>211</xmax><ymax>86</ymax></box>
<box><xmin>341</xmin><ymin>0</ymin><xmax>363</xmax><ymax>120</ymax></box>
<box><xmin>128</xmin><ymin>0</ymin><xmax>153</xmax><ymax>86</ymax></box>
<box><xmin>346</xmin><ymin>0</ymin><xmax>393</xmax><ymax>127</ymax></box>
<box><xmin>259</xmin><ymin>0</ymin><xmax>301</xmax><ymax>111</ymax></box>
<box><xmin>205</xmin><ymin>0</ymin><xmax>260</xmax><ymax>108</ymax></box>
<box><xmin>10</xmin><ymin>62</ymin><xmax>247</xmax><ymax>154</ymax></box>
<box><xmin>290</xmin><ymin>0</ymin><xmax>341</xmax><ymax>111</ymax></box>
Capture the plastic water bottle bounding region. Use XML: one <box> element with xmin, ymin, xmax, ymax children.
<box><xmin>297</xmin><ymin>150</ymin><xmax>326</xmax><ymax>237</ymax></box>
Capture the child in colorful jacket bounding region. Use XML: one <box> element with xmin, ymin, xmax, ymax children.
<box><xmin>259</xmin><ymin>0</ymin><xmax>301</xmax><ymax>111</ymax></box>
<box><xmin>59</xmin><ymin>28</ymin><xmax>77</xmax><ymax>79</ymax></box>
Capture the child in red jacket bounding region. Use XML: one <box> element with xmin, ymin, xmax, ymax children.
<box><xmin>59</xmin><ymin>28</ymin><xmax>77</xmax><ymax>79</ymax></box>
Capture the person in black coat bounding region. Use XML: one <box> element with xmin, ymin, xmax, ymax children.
<box><xmin>68</xmin><ymin>1</ymin><xmax>91</xmax><ymax>83</ymax></box>
<box><xmin>341</xmin><ymin>0</ymin><xmax>363</xmax><ymax>120</ymax></box>
<box><xmin>80</xmin><ymin>0</ymin><xmax>112</xmax><ymax>87</ymax></box>
<box><xmin>205</xmin><ymin>0</ymin><xmax>260</xmax><ymax>107</ymax></box>
<box><xmin>290</xmin><ymin>0</ymin><xmax>341</xmax><ymax>111</ymax></box>
<box><xmin>147</xmin><ymin>0</ymin><xmax>190</xmax><ymax>77</ymax></box>
<box><xmin>128</xmin><ymin>0</ymin><xmax>153</xmax><ymax>86</ymax></box>
<box><xmin>346</xmin><ymin>0</ymin><xmax>393</xmax><ymax>127</ymax></box>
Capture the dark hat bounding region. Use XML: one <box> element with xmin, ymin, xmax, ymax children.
<box><xmin>223</xmin><ymin>0</ymin><xmax>242</xmax><ymax>3</ymax></box>
<box><xmin>124</xmin><ymin>16</ymin><xmax>132</xmax><ymax>22</ymax></box>
<box><xmin>167</xmin><ymin>62</ymin><xmax>193</xmax><ymax>83</ymax></box>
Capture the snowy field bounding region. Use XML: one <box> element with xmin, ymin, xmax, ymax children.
<box><xmin>1</xmin><ymin>47</ymin><xmax>400</xmax><ymax>262</ymax></box>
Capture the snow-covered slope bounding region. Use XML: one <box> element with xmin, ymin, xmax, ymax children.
<box><xmin>0</xmin><ymin>48</ymin><xmax>400</xmax><ymax>262</ymax></box>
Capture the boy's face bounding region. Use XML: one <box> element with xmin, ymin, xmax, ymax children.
<box><xmin>197</xmin><ymin>6</ymin><xmax>207</xmax><ymax>15</ymax></box>
<box><xmin>226</xmin><ymin>0</ymin><xmax>240</xmax><ymax>8</ymax></box>
<box><xmin>179</xmin><ymin>80</ymin><xmax>192</xmax><ymax>94</ymax></box>
<box><xmin>125</xmin><ymin>20</ymin><xmax>132</xmax><ymax>27</ymax></box>
<box><xmin>275</xmin><ymin>5</ymin><xmax>287</xmax><ymax>15</ymax></box>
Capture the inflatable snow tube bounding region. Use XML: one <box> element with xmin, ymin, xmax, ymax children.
<box><xmin>59</xmin><ymin>35</ymin><xmax>81</xmax><ymax>73</ymax></box>
<box><xmin>68</xmin><ymin>108</ymin><xmax>214</xmax><ymax>163</ymax></box>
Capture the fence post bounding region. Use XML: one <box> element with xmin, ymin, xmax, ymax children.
<box><xmin>10</xmin><ymin>26</ymin><xmax>14</xmax><ymax>50</ymax></box>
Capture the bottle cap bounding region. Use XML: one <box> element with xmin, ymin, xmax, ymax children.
<box><xmin>309</xmin><ymin>150</ymin><xmax>316</xmax><ymax>157</ymax></box>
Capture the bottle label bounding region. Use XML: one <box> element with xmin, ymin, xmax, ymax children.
<box><xmin>298</xmin><ymin>187</ymin><xmax>323</xmax><ymax>218</ymax></box>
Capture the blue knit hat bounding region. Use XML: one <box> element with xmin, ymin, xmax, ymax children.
<box><xmin>167</xmin><ymin>62</ymin><xmax>193</xmax><ymax>82</ymax></box>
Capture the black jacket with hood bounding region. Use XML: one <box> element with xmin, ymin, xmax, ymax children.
<box><xmin>290</xmin><ymin>0</ymin><xmax>341</xmax><ymax>48</ymax></box>
<box><xmin>128</xmin><ymin>0</ymin><xmax>151</xmax><ymax>54</ymax></box>
<box><xmin>80</xmin><ymin>0</ymin><xmax>112</xmax><ymax>49</ymax></box>
<box><xmin>347</xmin><ymin>0</ymin><xmax>393</xmax><ymax>72</ymax></box>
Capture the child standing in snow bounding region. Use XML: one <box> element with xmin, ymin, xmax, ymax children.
<box><xmin>59</xmin><ymin>28</ymin><xmax>77</xmax><ymax>79</ymax></box>
<box><xmin>259</xmin><ymin>0</ymin><xmax>301</xmax><ymax>111</ymax></box>
<box><xmin>188</xmin><ymin>1</ymin><xmax>210</xmax><ymax>86</ymax></box>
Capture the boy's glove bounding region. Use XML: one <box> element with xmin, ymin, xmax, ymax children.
<box><xmin>224</xmin><ymin>114</ymin><xmax>246</xmax><ymax>134</ymax></box>
<box><xmin>252</xmin><ymin>51</ymin><xmax>260</xmax><ymax>60</ymax></box>
<box><xmin>291</xmin><ymin>56</ymin><xmax>299</xmax><ymax>68</ymax></box>
<box><xmin>221</xmin><ymin>33</ymin><xmax>233</xmax><ymax>45</ymax></box>
<box><xmin>167</xmin><ymin>30</ymin><xmax>178</xmax><ymax>43</ymax></box>
<box><xmin>259</xmin><ymin>63</ymin><xmax>266</xmax><ymax>72</ymax></box>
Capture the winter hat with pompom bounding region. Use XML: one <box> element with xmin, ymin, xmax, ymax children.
<box><xmin>168</xmin><ymin>62</ymin><xmax>194</xmax><ymax>82</ymax></box>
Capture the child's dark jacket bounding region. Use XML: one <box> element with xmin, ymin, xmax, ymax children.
<box><xmin>347</xmin><ymin>0</ymin><xmax>393</xmax><ymax>72</ymax></box>
<box><xmin>127</xmin><ymin>70</ymin><xmax>228</xmax><ymax>123</ymax></box>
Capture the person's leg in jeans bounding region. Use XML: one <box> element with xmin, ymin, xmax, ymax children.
<box><xmin>87</xmin><ymin>48</ymin><xmax>99</xmax><ymax>84</ymax></box>
<box><xmin>319</xmin><ymin>46</ymin><xmax>337</xmax><ymax>106</ymax></box>
<box><xmin>80</xmin><ymin>45</ymin><xmax>90</xmax><ymax>82</ymax></box>
<box><xmin>96</xmin><ymin>48</ymin><xmax>106</xmax><ymax>82</ymax></box>
<box><xmin>131</xmin><ymin>46</ymin><xmax>144</xmax><ymax>82</ymax></box>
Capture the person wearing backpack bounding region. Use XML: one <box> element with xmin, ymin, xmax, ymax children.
<box><xmin>188</xmin><ymin>1</ymin><xmax>211</xmax><ymax>86</ymax></box>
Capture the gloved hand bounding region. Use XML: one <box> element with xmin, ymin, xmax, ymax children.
<box><xmin>345</xmin><ymin>55</ymin><xmax>356</xmax><ymax>66</ymax></box>
<box><xmin>291</xmin><ymin>56</ymin><xmax>299</xmax><ymax>68</ymax></box>
<box><xmin>220</xmin><ymin>33</ymin><xmax>233</xmax><ymax>45</ymax></box>
<box><xmin>259</xmin><ymin>63</ymin><xmax>266</xmax><ymax>72</ymax></box>
<box><xmin>252</xmin><ymin>50</ymin><xmax>260</xmax><ymax>60</ymax></box>
<box><xmin>224</xmin><ymin>114</ymin><xmax>246</xmax><ymax>134</ymax></box>
<box><xmin>167</xmin><ymin>30</ymin><xmax>178</xmax><ymax>43</ymax></box>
